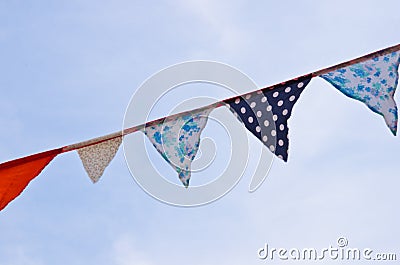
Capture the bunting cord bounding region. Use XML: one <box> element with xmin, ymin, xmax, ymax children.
<box><xmin>0</xmin><ymin>148</ymin><xmax>63</xmax><ymax>170</ymax></box>
<box><xmin>3</xmin><ymin>42</ymin><xmax>400</xmax><ymax>164</ymax></box>
<box><xmin>311</xmin><ymin>43</ymin><xmax>400</xmax><ymax>77</ymax></box>
<box><xmin>60</xmin><ymin>102</ymin><xmax>223</xmax><ymax>153</ymax></box>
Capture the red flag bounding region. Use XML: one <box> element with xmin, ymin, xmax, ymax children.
<box><xmin>0</xmin><ymin>148</ymin><xmax>61</xmax><ymax>211</ymax></box>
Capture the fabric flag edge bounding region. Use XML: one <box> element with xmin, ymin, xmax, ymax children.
<box><xmin>0</xmin><ymin>148</ymin><xmax>62</xmax><ymax>211</ymax></box>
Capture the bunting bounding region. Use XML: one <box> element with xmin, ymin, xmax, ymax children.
<box><xmin>77</xmin><ymin>136</ymin><xmax>122</xmax><ymax>183</ymax></box>
<box><xmin>144</xmin><ymin>108</ymin><xmax>212</xmax><ymax>187</ymax></box>
<box><xmin>0</xmin><ymin>43</ymin><xmax>400</xmax><ymax>211</ymax></box>
<box><xmin>226</xmin><ymin>75</ymin><xmax>312</xmax><ymax>161</ymax></box>
<box><xmin>320</xmin><ymin>52</ymin><xmax>400</xmax><ymax>135</ymax></box>
<box><xmin>0</xmin><ymin>148</ymin><xmax>61</xmax><ymax>211</ymax></box>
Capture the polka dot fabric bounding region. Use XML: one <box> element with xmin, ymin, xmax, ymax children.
<box><xmin>225</xmin><ymin>75</ymin><xmax>312</xmax><ymax>161</ymax></box>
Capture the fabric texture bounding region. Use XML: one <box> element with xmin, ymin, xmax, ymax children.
<box><xmin>77</xmin><ymin>136</ymin><xmax>122</xmax><ymax>183</ymax></box>
<box><xmin>144</xmin><ymin>108</ymin><xmax>212</xmax><ymax>187</ymax></box>
<box><xmin>226</xmin><ymin>75</ymin><xmax>312</xmax><ymax>161</ymax></box>
<box><xmin>0</xmin><ymin>148</ymin><xmax>61</xmax><ymax>211</ymax></box>
<box><xmin>320</xmin><ymin>52</ymin><xmax>400</xmax><ymax>135</ymax></box>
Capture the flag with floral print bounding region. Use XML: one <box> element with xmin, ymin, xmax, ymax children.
<box><xmin>77</xmin><ymin>137</ymin><xmax>122</xmax><ymax>183</ymax></box>
<box><xmin>144</xmin><ymin>108</ymin><xmax>212</xmax><ymax>187</ymax></box>
<box><xmin>320</xmin><ymin>52</ymin><xmax>400</xmax><ymax>135</ymax></box>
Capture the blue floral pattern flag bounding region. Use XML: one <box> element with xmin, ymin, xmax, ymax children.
<box><xmin>321</xmin><ymin>52</ymin><xmax>400</xmax><ymax>135</ymax></box>
<box><xmin>144</xmin><ymin>108</ymin><xmax>212</xmax><ymax>187</ymax></box>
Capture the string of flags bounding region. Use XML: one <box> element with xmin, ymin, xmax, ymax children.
<box><xmin>1</xmin><ymin>43</ymin><xmax>400</xmax><ymax>211</ymax></box>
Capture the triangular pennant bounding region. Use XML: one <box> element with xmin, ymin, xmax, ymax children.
<box><xmin>320</xmin><ymin>51</ymin><xmax>400</xmax><ymax>135</ymax></box>
<box><xmin>225</xmin><ymin>75</ymin><xmax>312</xmax><ymax>161</ymax></box>
<box><xmin>0</xmin><ymin>148</ymin><xmax>61</xmax><ymax>211</ymax></box>
<box><xmin>77</xmin><ymin>136</ymin><xmax>122</xmax><ymax>183</ymax></box>
<box><xmin>144</xmin><ymin>108</ymin><xmax>212</xmax><ymax>187</ymax></box>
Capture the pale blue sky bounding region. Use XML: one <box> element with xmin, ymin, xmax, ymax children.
<box><xmin>1</xmin><ymin>1</ymin><xmax>400</xmax><ymax>264</ymax></box>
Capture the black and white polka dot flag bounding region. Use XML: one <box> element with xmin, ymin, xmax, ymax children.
<box><xmin>225</xmin><ymin>75</ymin><xmax>312</xmax><ymax>161</ymax></box>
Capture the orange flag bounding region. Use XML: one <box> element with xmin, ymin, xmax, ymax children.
<box><xmin>0</xmin><ymin>148</ymin><xmax>61</xmax><ymax>211</ymax></box>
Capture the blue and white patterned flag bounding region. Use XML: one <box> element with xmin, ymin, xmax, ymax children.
<box><xmin>144</xmin><ymin>108</ymin><xmax>212</xmax><ymax>187</ymax></box>
<box><xmin>320</xmin><ymin>52</ymin><xmax>400</xmax><ymax>135</ymax></box>
<box><xmin>226</xmin><ymin>75</ymin><xmax>312</xmax><ymax>161</ymax></box>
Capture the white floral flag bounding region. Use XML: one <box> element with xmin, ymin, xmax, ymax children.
<box><xmin>77</xmin><ymin>137</ymin><xmax>122</xmax><ymax>183</ymax></box>
<box><xmin>144</xmin><ymin>108</ymin><xmax>212</xmax><ymax>187</ymax></box>
<box><xmin>320</xmin><ymin>51</ymin><xmax>400</xmax><ymax>135</ymax></box>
